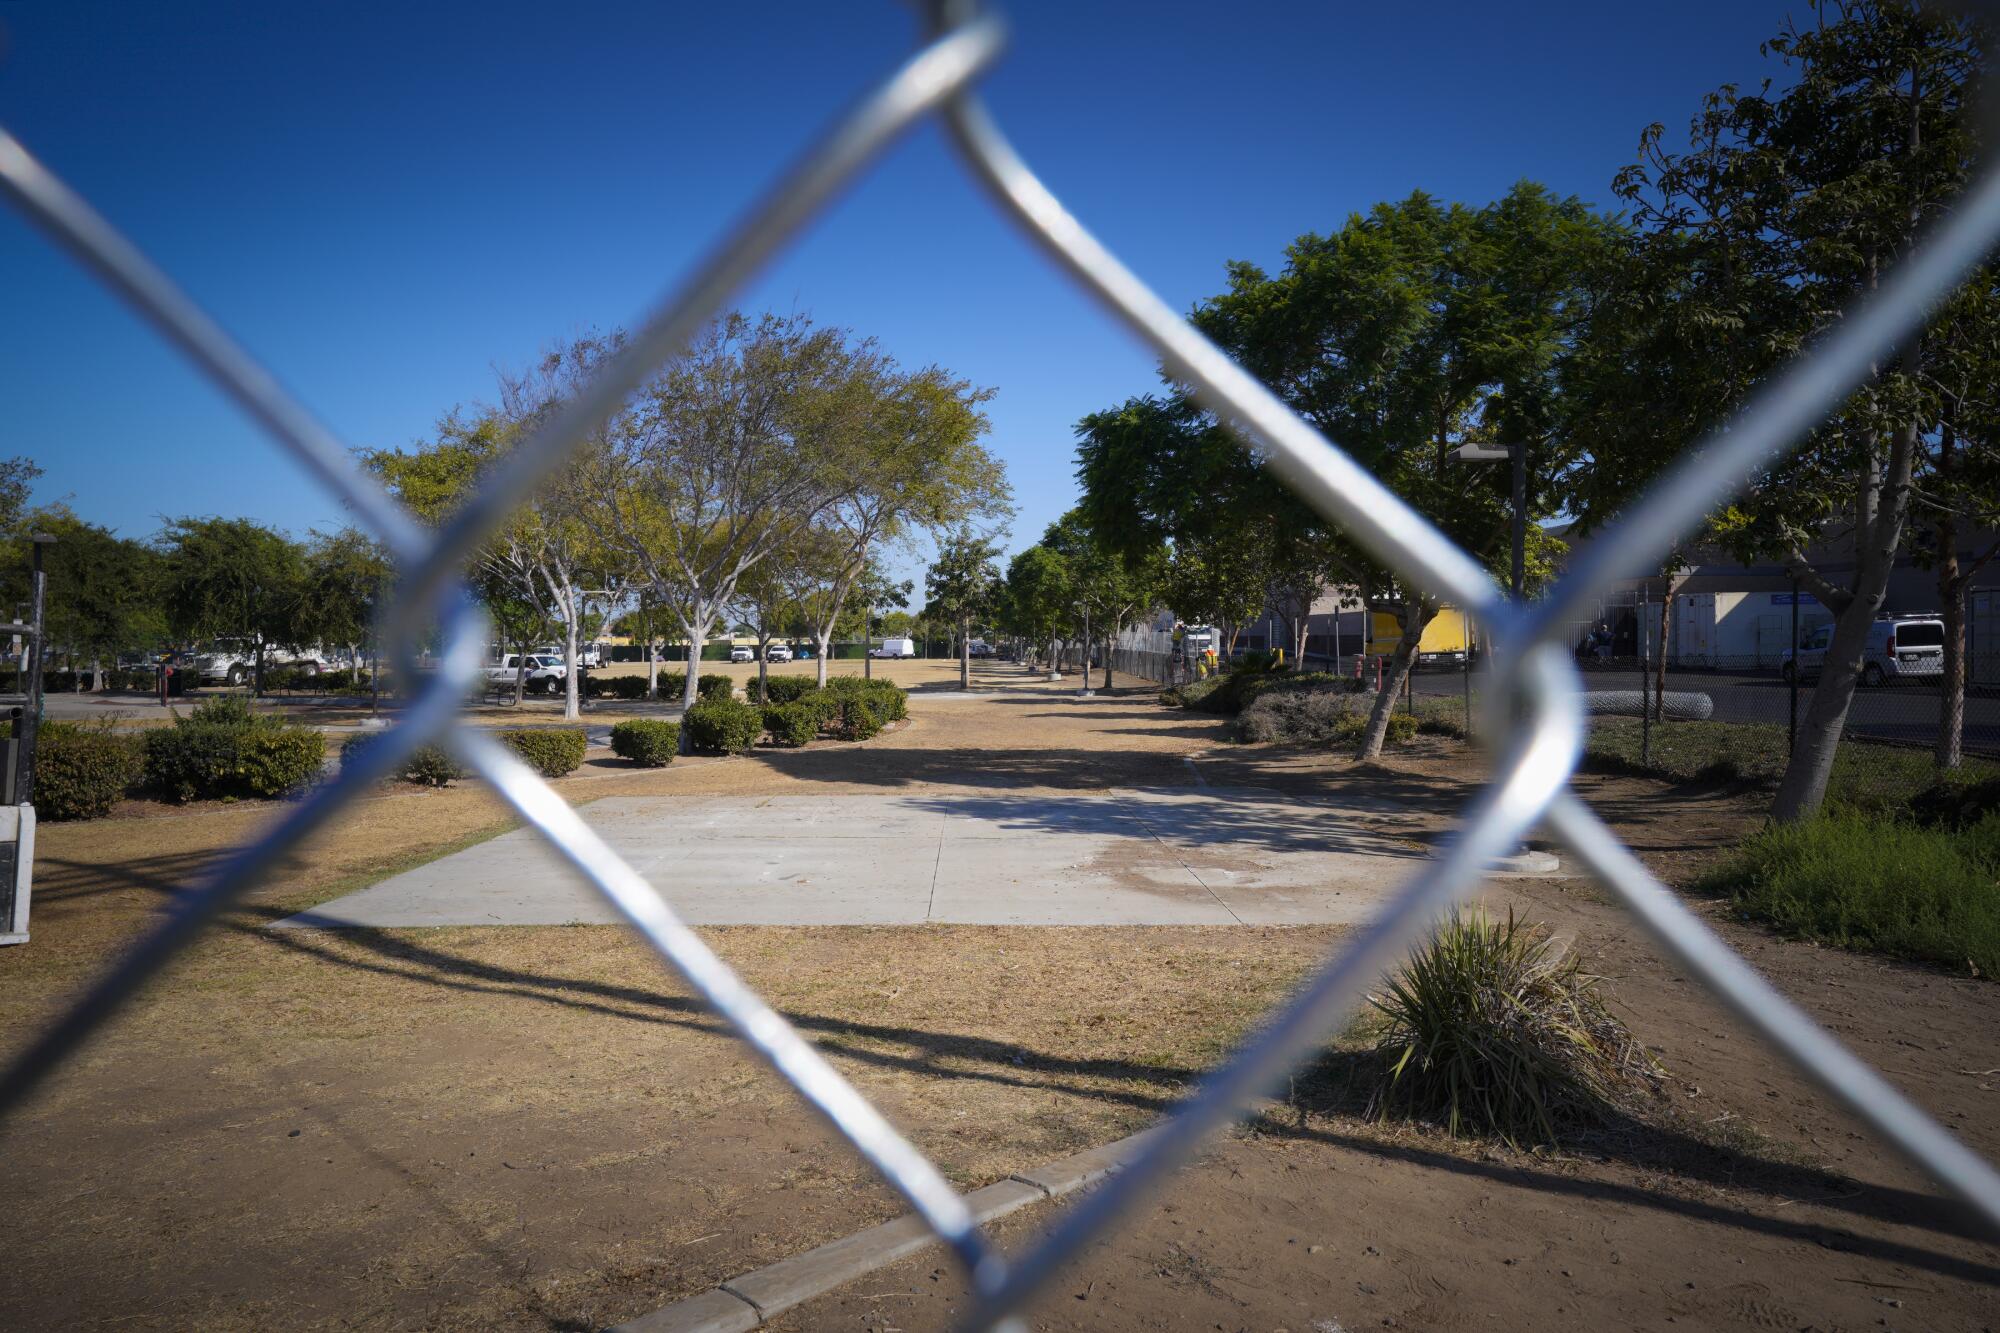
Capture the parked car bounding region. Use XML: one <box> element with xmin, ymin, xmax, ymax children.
<box><xmin>534</xmin><ymin>643</ymin><xmax>603</xmax><ymax>668</ymax></box>
<box><xmin>1781</xmin><ymin>613</ymin><xmax>1945</xmax><ymax>687</ymax></box>
<box><xmin>483</xmin><ymin>653</ymin><xmax>567</xmax><ymax>694</ymax></box>
<box><xmin>729</xmin><ymin>644</ymin><xmax>755</xmax><ymax>663</ymax></box>
<box><xmin>868</xmin><ymin>637</ymin><xmax>918</xmax><ymax>659</ymax></box>
<box><xmin>193</xmin><ymin>641</ymin><xmax>322</xmax><ymax>686</ymax></box>
<box><xmin>766</xmin><ymin>643</ymin><xmax>793</xmax><ymax>662</ymax></box>
<box><xmin>967</xmin><ymin>640</ymin><xmax>994</xmax><ymax>658</ymax></box>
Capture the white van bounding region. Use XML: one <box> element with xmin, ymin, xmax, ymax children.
<box><xmin>1781</xmin><ymin>613</ymin><xmax>1944</xmax><ymax>687</ymax></box>
<box><xmin>869</xmin><ymin>637</ymin><xmax>918</xmax><ymax>659</ymax></box>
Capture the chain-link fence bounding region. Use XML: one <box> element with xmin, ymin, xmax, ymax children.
<box><xmin>4</xmin><ymin>3</ymin><xmax>1999</xmax><ymax>1328</ymax></box>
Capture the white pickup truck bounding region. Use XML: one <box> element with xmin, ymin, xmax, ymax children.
<box><xmin>483</xmin><ymin>653</ymin><xmax>567</xmax><ymax>695</ymax></box>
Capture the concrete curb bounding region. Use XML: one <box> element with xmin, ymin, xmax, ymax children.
<box><xmin>608</xmin><ymin>1126</ymin><xmax>1163</xmax><ymax>1332</ymax></box>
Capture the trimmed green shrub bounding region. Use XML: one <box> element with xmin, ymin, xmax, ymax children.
<box><xmin>499</xmin><ymin>727</ymin><xmax>588</xmax><ymax>777</ymax></box>
<box><xmin>606</xmin><ymin>675</ymin><xmax>652</xmax><ymax>700</ymax></box>
<box><xmin>142</xmin><ymin>697</ymin><xmax>323</xmax><ymax>802</ymax></box>
<box><xmin>340</xmin><ymin>731</ymin><xmax>464</xmax><ymax>786</ymax></box>
<box><xmin>761</xmin><ymin>676</ymin><xmax>819</xmax><ymax>704</ymax></box>
<box><xmin>835</xmin><ymin>695</ymin><xmax>884</xmax><ymax>740</ymax></box>
<box><xmin>38</xmin><ymin>722</ymin><xmax>143</xmax><ymax>820</ymax></box>
<box><xmin>236</xmin><ymin>728</ymin><xmax>326</xmax><ymax>796</ymax></box>
<box><xmin>1694</xmin><ymin>812</ymin><xmax>2000</xmax><ymax>977</ymax></box>
<box><xmin>823</xmin><ymin>676</ymin><xmax>907</xmax><ymax>723</ymax></box>
<box><xmin>696</xmin><ymin>673</ymin><xmax>736</xmax><ymax>702</ymax></box>
<box><xmin>763</xmin><ymin>701</ymin><xmax>822</xmax><ymax>747</ymax></box>
<box><xmin>683</xmin><ymin>697</ymin><xmax>763</xmax><ymax>754</ymax></box>
<box><xmin>143</xmin><ymin>724</ymin><xmax>242</xmax><ymax>803</ymax></box>
<box><xmin>1369</xmin><ymin>908</ymin><xmax>1662</xmax><ymax>1145</ymax></box>
<box><xmin>610</xmin><ymin>719</ymin><xmax>679</xmax><ymax>766</ymax></box>
<box><xmin>404</xmin><ymin>745</ymin><xmax>462</xmax><ymax>786</ymax></box>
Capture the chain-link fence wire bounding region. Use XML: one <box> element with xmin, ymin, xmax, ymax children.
<box><xmin>3</xmin><ymin>2</ymin><xmax>2000</xmax><ymax>1327</ymax></box>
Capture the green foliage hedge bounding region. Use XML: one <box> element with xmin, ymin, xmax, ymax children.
<box><xmin>762</xmin><ymin>702</ymin><xmax>821</xmax><ymax>747</ymax></box>
<box><xmin>1695</xmin><ymin>812</ymin><xmax>2000</xmax><ymax>977</ymax></box>
<box><xmin>339</xmin><ymin>731</ymin><xmax>464</xmax><ymax>786</ymax></box>
<box><xmin>610</xmin><ymin>719</ymin><xmax>679</xmax><ymax>766</ymax></box>
<box><xmin>760</xmin><ymin>676</ymin><xmax>819</xmax><ymax>704</ymax></box>
<box><xmin>143</xmin><ymin>696</ymin><xmax>325</xmax><ymax>803</ymax></box>
<box><xmin>824</xmin><ymin>676</ymin><xmax>908</xmax><ymax>722</ymax></box>
<box><xmin>837</xmin><ymin>697</ymin><xmax>884</xmax><ymax>740</ymax></box>
<box><xmin>696</xmin><ymin>673</ymin><xmax>736</xmax><ymax>702</ymax></box>
<box><xmin>499</xmin><ymin>727</ymin><xmax>587</xmax><ymax>777</ymax></box>
<box><xmin>38</xmin><ymin>722</ymin><xmax>143</xmax><ymax>821</ymax></box>
<box><xmin>683</xmin><ymin>697</ymin><xmax>763</xmax><ymax>754</ymax></box>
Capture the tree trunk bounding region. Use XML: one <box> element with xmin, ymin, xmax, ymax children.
<box><xmin>814</xmin><ymin>628</ymin><xmax>832</xmax><ymax>687</ymax></box>
<box><xmin>90</xmin><ymin>656</ymin><xmax>105</xmax><ymax>692</ymax></box>
<box><xmin>562</xmin><ymin>613</ymin><xmax>582</xmax><ymax>721</ymax></box>
<box><xmin>1103</xmin><ymin>631</ymin><xmax>1115</xmax><ymax>691</ymax></box>
<box><xmin>513</xmin><ymin>640</ymin><xmax>527</xmax><ymax>706</ymax></box>
<box><xmin>960</xmin><ymin>613</ymin><xmax>971</xmax><ymax>689</ymax></box>
<box><xmin>757</xmin><ymin>636</ymin><xmax>770</xmax><ymax>704</ymax></box>
<box><xmin>1355</xmin><ymin>599</ymin><xmax>1433</xmax><ymax>760</ymax></box>
<box><xmin>1937</xmin><ymin>517</ymin><xmax>1966</xmax><ymax>771</ymax></box>
<box><xmin>646</xmin><ymin>638</ymin><xmax>658</xmax><ymax>700</ymax></box>
<box><xmin>1653</xmin><ymin>585</ymin><xmax>1671</xmax><ymax>722</ymax></box>
<box><xmin>1773</xmin><ymin>423</ymin><xmax>1917</xmax><ymax>821</ymax></box>
<box><xmin>254</xmin><ymin>642</ymin><xmax>265</xmax><ymax>699</ymax></box>
<box><xmin>683</xmin><ymin>634</ymin><xmax>703</xmax><ymax>708</ymax></box>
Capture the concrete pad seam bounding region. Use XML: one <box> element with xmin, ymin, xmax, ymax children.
<box><xmin>607</xmin><ymin>1128</ymin><xmax>1161</xmax><ymax>1333</ymax></box>
<box><xmin>926</xmin><ymin>806</ymin><xmax>945</xmax><ymax>922</ymax></box>
<box><xmin>1111</xmin><ymin>790</ymin><xmax>1246</xmax><ymax>927</ymax></box>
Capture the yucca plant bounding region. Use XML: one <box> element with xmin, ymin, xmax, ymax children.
<box><xmin>1367</xmin><ymin>908</ymin><xmax>1660</xmax><ymax>1146</ymax></box>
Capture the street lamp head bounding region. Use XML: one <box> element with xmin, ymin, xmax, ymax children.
<box><xmin>1448</xmin><ymin>444</ymin><xmax>1514</xmax><ymax>464</ymax></box>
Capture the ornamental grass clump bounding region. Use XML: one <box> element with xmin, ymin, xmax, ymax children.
<box><xmin>1368</xmin><ymin>909</ymin><xmax>1661</xmax><ymax>1146</ymax></box>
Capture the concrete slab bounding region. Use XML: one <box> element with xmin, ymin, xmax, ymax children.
<box><xmin>275</xmin><ymin>790</ymin><xmax>1445</xmax><ymax>929</ymax></box>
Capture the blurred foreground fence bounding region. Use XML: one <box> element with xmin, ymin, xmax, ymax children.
<box><xmin>4</xmin><ymin>4</ymin><xmax>1999</xmax><ymax>1330</ymax></box>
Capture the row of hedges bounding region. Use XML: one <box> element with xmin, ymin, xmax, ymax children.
<box><xmin>42</xmin><ymin>676</ymin><xmax>909</xmax><ymax>814</ymax></box>
<box><xmin>40</xmin><ymin>696</ymin><xmax>330</xmax><ymax>817</ymax></box>
<box><xmin>1</xmin><ymin>668</ymin><xmax>161</xmax><ymax>693</ymax></box>
<box><xmin>141</xmin><ymin>696</ymin><xmax>328</xmax><ymax>803</ymax></box>
<box><xmin>340</xmin><ymin>726</ymin><xmax>591</xmax><ymax>785</ymax></box>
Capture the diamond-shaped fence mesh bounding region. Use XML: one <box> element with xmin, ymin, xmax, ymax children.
<box><xmin>4</xmin><ymin>5</ymin><xmax>1999</xmax><ymax>1328</ymax></box>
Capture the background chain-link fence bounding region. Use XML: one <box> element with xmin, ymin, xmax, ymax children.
<box><xmin>4</xmin><ymin>3</ymin><xmax>2000</xmax><ymax>1329</ymax></box>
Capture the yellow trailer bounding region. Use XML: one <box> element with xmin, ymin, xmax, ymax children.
<box><xmin>1363</xmin><ymin>607</ymin><xmax>1472</xmax><ymax>666</ymax></box>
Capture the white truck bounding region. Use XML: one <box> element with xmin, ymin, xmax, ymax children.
<box><xmin>193</xmin><ymin>640</ymin><xmax>323</xmax><ymax>686</ymax></box>
<box><xmin>483</xmin><ymin>653</ymin><xmax>567</xmax><ymax>695</ymax></box>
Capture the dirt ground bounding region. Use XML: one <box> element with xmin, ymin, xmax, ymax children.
<box><xmin>4</xmin><ymin>661</ymin><xmax>1997</xmax><ymax>1330</ymax></box>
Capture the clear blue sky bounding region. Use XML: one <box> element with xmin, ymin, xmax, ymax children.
<box><xmin>2</xmin><ymin>1</ymin><xmax>1799</xmax><ymax>586</ymax></box>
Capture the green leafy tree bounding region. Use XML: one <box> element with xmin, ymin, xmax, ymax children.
<box><xmin>925</xmin><ymin>532</ymin><xmax>1003</xmax><ymax>688</ymax></box>
<box><xmin>301</xmin><ymin>527</ymin><xmax>394</xmax><ymax>678</ymax></box>
<box><xmin>156</xmin><ymin>516</ymin><xmax>307</xmax><ymax>696</ymax></box>
<box><xmin>1042</xmin><ymin>509</ymin><xmax>1164</xmax><ymax>690</ymax></box>
<box><xmin>16</xmin><ymin>507</ymin><xmax>162</xmax><ymax>689</ymax></box>
<box><xmin>999</xmin><ymin>543</ymin><xmax>1072</xmax><ymax>680</ymax></box>
<box><xmin>1584</xmin><ymin>0</ymin><xmax>1987</xmax><ymax>815</ymax></box>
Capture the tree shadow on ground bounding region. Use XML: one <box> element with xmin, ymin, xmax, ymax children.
<box><xmin>27</xmin><ymin>840</ymin><xmax>1999</xmax><ymax>1286</ymax></box>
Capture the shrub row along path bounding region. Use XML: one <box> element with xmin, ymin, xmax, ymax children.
<box><xmin>7</xmin><ymin>659</ymin><xmax>1999</xmax><ymax>1332</ymax></box>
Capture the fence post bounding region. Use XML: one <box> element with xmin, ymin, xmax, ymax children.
<box><xmin>1462</xmin><ymin>616</ymin><xmax>1473</xmax><ymax>739</ymax></box>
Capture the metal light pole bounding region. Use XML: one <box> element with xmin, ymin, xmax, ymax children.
<box><xmin>1449</xmin><ymin>442</ymin><xmax>1524</xmax><ymax>603</ymax></box>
